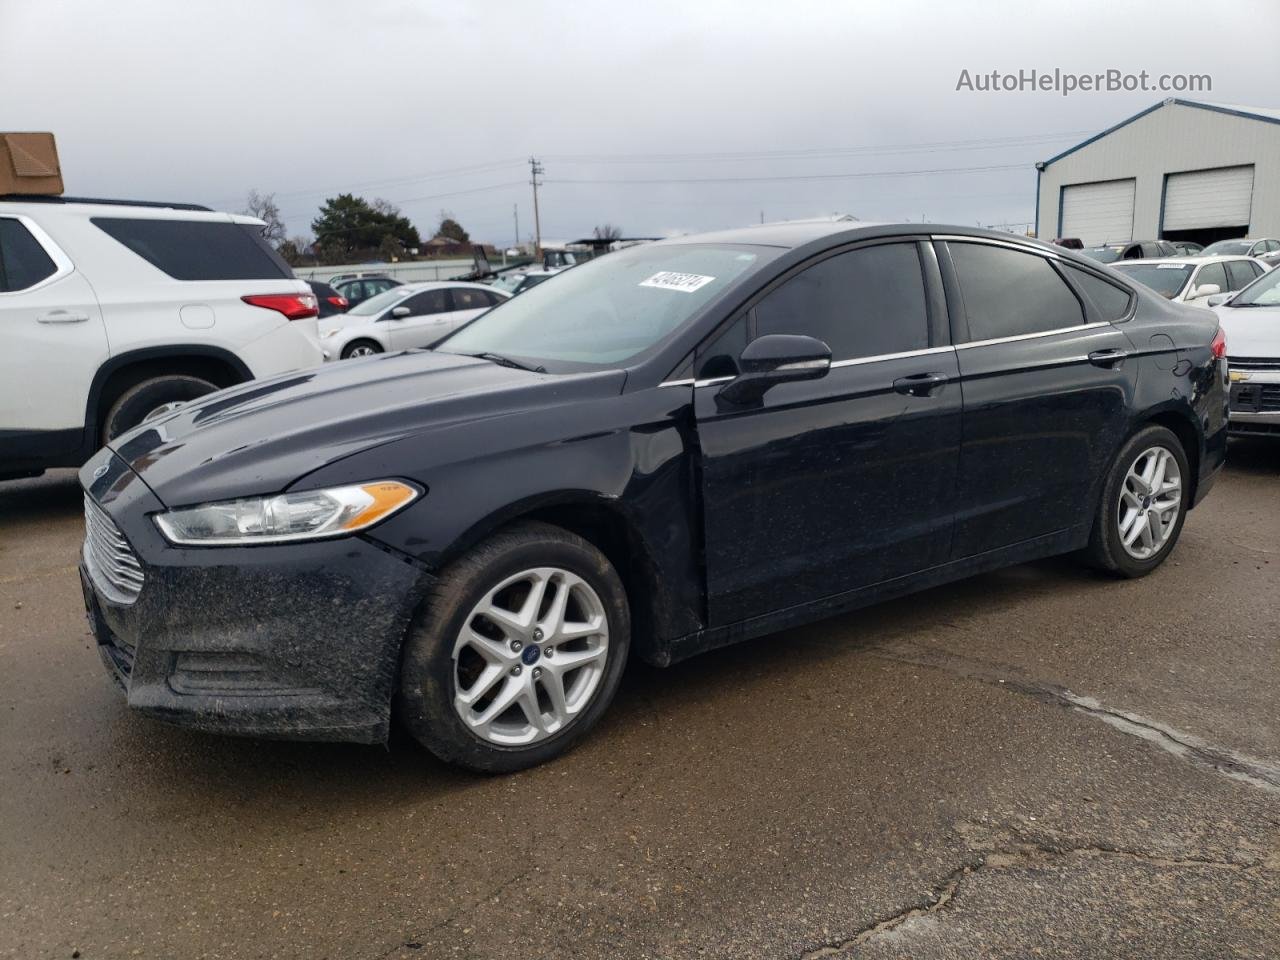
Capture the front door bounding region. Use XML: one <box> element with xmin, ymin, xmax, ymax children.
<box><xmin>694</xmin><ymin>240</ymin><xmax>961</xmax><ymax>627</ymax></box>
<box><xmin>0</xmin><ymin>216</ymin><xmax>107</xmax><ymax>456</ymax></box>
<box><xmin>385</xmin><ymin>288</ymin><xmax>452</xmax><ymax>350</ymax></box>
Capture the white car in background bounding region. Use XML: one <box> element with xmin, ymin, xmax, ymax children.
<box><xmin>1110</xmin><ymin>255</ymin><xmax>1269</xmax><ymax>304</ymax></box>
<box><xmin>1209</xmin><ymin>267</ymin><xmax>1280</xmax><ymax>438</ymax></box>
<box><xmin>319</xmin><ymin>281</ymin><xmax>509</xmax><ymax>359</ymax></box>
<box><xmin>0</xmin><ymin>195</ymin><xmax>322</xmax><ymax>479</ymax></box>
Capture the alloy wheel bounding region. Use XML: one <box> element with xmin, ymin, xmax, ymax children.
<box><xmin>452</xmin><ymin>566</ymin><xmax>610</xmax><ymax>746</ymax></box>
<box><xmin>347</xmin><ymin>345</ymin><xmax>377</xmax><ymax>358</ymax></box>
<box><xmin>1117</xmin><ymin>445</ymin><xmax>1182</xmax><ymax>561</ymax></box>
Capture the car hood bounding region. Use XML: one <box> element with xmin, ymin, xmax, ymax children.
<box><xmin>109</xmin><ymin>350</ymin><xmax>627</xmax><ymax>506</ymax></box>
<box><xmin>1214</xmin><ymin>305</ymin><xmax>1280</xmax><ymax>358</ymax></box>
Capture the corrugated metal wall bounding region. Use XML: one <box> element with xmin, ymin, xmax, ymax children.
<box><xmin>1036</xmin><ymin>102</ymin><xmax>1280</xmax><ymax>241</ymax></box>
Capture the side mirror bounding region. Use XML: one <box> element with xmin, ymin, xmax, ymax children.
<box><xmin>719</xmin><ymin>334</ymin><xmax>831</xmax><ymax>405</ymax></box>
<box><xmin>1205</xmin><ymin>292</ymin><xmax>1233</xmax><ymax>307</ymax></box>
<box><xmin>1188</xmin><ymin>283</ymin><xmax>1221</xmax><ymax>301</ymax></box>
<box><xmin>390</xmin><ymin>305</ymin><xmax>412</xmax><ymax>318</ymax></box>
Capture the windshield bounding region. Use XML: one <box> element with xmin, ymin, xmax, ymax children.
<box><xmin>1081</xmin><ymin>247</ymin><xmax>1121</xmax><ymax>263</ymax></box>
<box><xmin>492</xmin><ymin>274</ymin><xmax>526</xmax><ymax>294</ymax></box>
<box><xmin>347</xmin><ymin>286</ymin><xmax>408</xmax><ymax>317</ymax></box>
<box><xmin>437</xmin><ymin>243</ymin><xmax>775</xmax><ymax>371</ymax></box>
<box><xmin>1202</xmin><ymin>240</ymin><xmax>1252</xmax><ymax>256</ymax></box>
<box><xmin>1230</xmin><ymin>267</ymin><xmax>1280</xmax><ymax>307</ymax></box>
<box><xmin>1111</xmin><ymin>263</ymin><xmax>1192</xmax><ymax>299</ymax></box>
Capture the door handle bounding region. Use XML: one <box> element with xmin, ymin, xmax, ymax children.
<box><xmin>37</xmin><ymin>311</ymin><xmax>89</xmax><ymax>324</ymax></box>
<box><xmin>1087</xmin><ymin>348</ymin><xmax>1127</xmax><ymax>368</ymax></box>
<box><xmin>892</xmin><ymin>372</ymin><xmax>948</xmax><ymax>397</ymax></box>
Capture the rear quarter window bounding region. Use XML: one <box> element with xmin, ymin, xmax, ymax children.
<box><xmin>1063</xmin><ymin>264</ymin><xmax>1133</xmax><ymax>321</ymax></box>
<box><xmin>91</xmin><ymin>218</ymin><xmax>292</xmax><ymax>281</ymax></box>
<box><xmin>0</xmin><ymin>217</ymin><xmax>58</xmax><ymax>291</ymax></box>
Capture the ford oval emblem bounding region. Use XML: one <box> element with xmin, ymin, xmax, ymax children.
<box><xmin>92</xmin><ymin>463</ymin><xmax>110</xmax><ymax>481</ymax></box>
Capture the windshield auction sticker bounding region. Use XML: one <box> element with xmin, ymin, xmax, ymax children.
<box><xmin>640</xmin><ymin>271</ymin><xmax>716</xmax><ymax>293</ymax></box>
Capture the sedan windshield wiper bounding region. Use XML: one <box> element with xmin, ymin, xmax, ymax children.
<box><xmin>467</xmin><ymin>351</ymin><xmax>547</xmax><ymax>373</ymax></box>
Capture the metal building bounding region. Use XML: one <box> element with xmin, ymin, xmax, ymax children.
<box><xmin>1035</xmin><ymin>99</ymin><xmax>1280</xmax><ymax>247</ymax></box>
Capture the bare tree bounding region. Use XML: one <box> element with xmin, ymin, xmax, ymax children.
<box><xmin>370</xmin><ymin>197</ymin><xmax>400</xmax><ymax>216</ymax></box>
<box><xmin>243</xmin><ymin>189</ymin><xmax>286</xmax><ymax>247</ymax></box>
<box><xmin>593</xmin><ymin>223</ymin><xmax>623</xmax><ymax>241</ymax></box>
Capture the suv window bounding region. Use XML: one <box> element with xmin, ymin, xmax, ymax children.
<box><xmin>1194</xmin><ymin>262</ymin><xmax>1228</xmax><ymax>294</ymax></box>
<box><xmin>1063</xmin><ymin>264</ymin><xmax>1132</xmax><ymax>321</ymax></box>
<box><xmin>949</xmin><ymin>243</ymin><xmax>1084</xmax><ymax>340</ymax></box>
<box><xmin>754</xmin><ymin>243</ymin><xmax>929</xmax><ymax>361</ymax></box>
<box><xmin>1225</xmin><ymin>260</ymin><xmax>1257</xmax><ymax>291</ymax></box>
<box><xmin>0</xmin><ymin>218</ymin><xmax>58</xmax><ymax>292</ymax></box>
<box><xmin>91</xmin><ymin>218</ymin><xmax>292</xmax><ymax>281</ymax></box>
<box><xmin>400</xmin><ymin>289</ymin><xmax>448</xmax><ymax>316</ymax></box>
<box><xmin>450</xmin><ymin>287</ymin><xmax>490</xmax><ymax>311</ymax></box>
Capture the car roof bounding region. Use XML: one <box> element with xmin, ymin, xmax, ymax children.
<box><xmin>0</xmin><ymin>195</ymin><xmax>259</xmax><ymax>224</ymax></box>
<box><xmin>1113</xmin><ymin>255</ymin><xmax>1253</xmax><ymax>266</ymax></box>
<box><xmin>397</xmin><ymin>280</ymin><xmax>496</xmax><ymax>292</ymax></box>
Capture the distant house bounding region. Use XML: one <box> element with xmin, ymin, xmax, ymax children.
<box><xmin>425</xmin><ymin>236</ymin><xmax>471</xmax><ymax>257</ymax></box>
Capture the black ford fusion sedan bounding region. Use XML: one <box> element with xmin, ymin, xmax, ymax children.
<box><xmin>79</xmin><ymin>222</ymin><xmax>1228</xmax><ymax>772</ymax></box>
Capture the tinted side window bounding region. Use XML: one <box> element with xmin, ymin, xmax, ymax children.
<box><xmin>1063</xmin><ymin>264</ymin><xmax>1133</xmax><ymax>321</ymax></box>
<box><xmin>950</xmin><ymin>243</ymin><xmax>1084</xmax><ymax>341</ymax></box>
<box><xmin>1194</xmin><ymin>262</ymin><xmax>1228</xmax><ymax>294</ymax></box>
<box><xmin>401</xmin><ymin>290</ymin><xmax>448</xmax><ymax>316</ymax></box>
<box><xmin>450</xmin><ymin>287</ymin><xmax>490</xmax><ymax>311</ymax></box>
<box><xmin>754</xmin><ymin>243</ymin><xmax>928</xmax><ymax>361</ymax></box>
<box><xmin>1226</xmin><ymin>261</ymin><xmax>1256</xmax><ymax>291</ymax></box>
<box><xmin>0</xmin><ymin>218</ymin><xmax>58</xmax><ymax>292</ymax></box>
<box><xmin>92</xmin><ymin>219</ymin><xmax>292</xmax><ymax>281</ymax></box>
<box><xmin>697</xmin><ymin>316</ymin><xmax>748</xmax><ymax>379</ymax></box>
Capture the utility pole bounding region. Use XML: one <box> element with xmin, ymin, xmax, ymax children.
<box><xmin>529</xmin><ymin>157</ymin><xmax>544</xmax><ymax>257</ymax></box>
<box><xmin>513</xmin><ymin>203</ymin><xmax>519</xmax><ymax>252</ymax></box>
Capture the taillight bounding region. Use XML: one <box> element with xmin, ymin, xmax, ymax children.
<box><xmin>1211</xmin><ymin>327</ymin><xmax>1227</xmax><ymax>360</ymax></box>
<box><xmin>328</xmin><ymin>295</ymin><xmax>349</xmax><ymax>309</ymax></box>
<box><xmin>242</xmin><ymin>293</ymin><xmax>319</xmax><ymax>320</ymax></box>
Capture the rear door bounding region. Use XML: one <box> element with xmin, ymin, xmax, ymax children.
<box><xmin>384</xmin><ymin>288</ymin><xmax>451</xmax><ymax>350</ymax></box>
<box><xmin>694</xmin><ymin>239</ymin><xmax>962</xmax><ymax>625</ymax></box>
<box><xmin>0</xmin><ymin>215</ymin><xmax>107</xmax><ymax>448</ymax></box>
<box><xmin>939</xmin><ymin>238</ymin><xmax>1138</xmax><ymax>558</ymax></box>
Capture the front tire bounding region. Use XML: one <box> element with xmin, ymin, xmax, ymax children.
<box><xmin>341</xmin><ymin>339</ymin><xmax>383</xmax><ymax>359</ymax></box>
<box><xmin>1083</xmin><ymin>425</ymin><xmax>1190</xmax><ymax>578</ymax></box>
<box><xmin>398</xmin><ymin>521</ymin><xmax>630</xmax><ymax>773</ymax></box>
<box><xmin>101</xmin><ymin>374</ymin><xmax>217</xmax><ymax>444</ymax></box>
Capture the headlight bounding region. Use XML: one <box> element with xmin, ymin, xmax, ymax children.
<box><xmin>154</xmin><ymin>480</ymin><xmax>420</xmax><ymax>546</ymax></box>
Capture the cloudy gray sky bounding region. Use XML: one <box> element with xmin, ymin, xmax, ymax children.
<box><xmin>3</xmin><ymin>0</ymin><xmax>1277</xmax><ymax>245</ymax></box>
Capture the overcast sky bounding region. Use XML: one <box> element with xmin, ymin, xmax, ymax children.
<box><xmin>3</xmin><ymin>0</ymin><xmax>1277</xmax><ymax>245</ymax></box>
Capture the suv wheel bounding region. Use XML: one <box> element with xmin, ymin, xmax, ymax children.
<box><xmin>398</xmin><ymin>521</ymin><xmax>630</xmax><ymax>772</ymax></box>
<box><xmin>1083</xmin><ymin>424</ymin><xmax>1190</xmax><ymax>578</ymax></box>
<box><xmin>101</xmin><ymin>375</ymin><xmax>217</xmax><ymax>444</ymax></box>
<box><xmin>341</xmin><ymin>340</ymin><xmax>383</xmax><ymax>359</ymax></box>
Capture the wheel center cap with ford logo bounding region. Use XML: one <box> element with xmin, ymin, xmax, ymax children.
<box><xmin>521</xmin><ymin>645</ymin><xmax>541</xmax><ymax>666</ymax></box>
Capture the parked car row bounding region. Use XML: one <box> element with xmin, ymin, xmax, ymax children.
<box><xmin>1110</xmin><ymin>255</ymin><xmax>1268</xmax><ymax>304</ymax></box>
<box><xmin>1078</xmin><ymin>236</ymin><xmax>1279</xmax><ymax>266</ymax></box>
<box><xmin>318</xmin><ymin>281</ymin><xmax>508</xmax><ymax>359</ymax></box>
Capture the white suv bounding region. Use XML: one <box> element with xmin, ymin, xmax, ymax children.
<box><xmin>0</xmin><ymin>196</ymin><xmax>323</xmax><ymax>479</ymax></box>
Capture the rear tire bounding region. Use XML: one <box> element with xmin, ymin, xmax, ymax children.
<box><xmin>1083</xmin><ymin>425</ymin><xmax>1190</xmax><ymax>578</ymax></box>
<box><xmin>341</xmin><ymin>340</ymin><xmax>383</xmax><ymax>359</ymax></box>
<box><xmin>101</xmin><ymin>375</ymin><xmax>217</xmax><ymax>445</ymax></box>
<box><xmin>398</xmin><ymin>521</ymin><xmax>630</xmax><ymax>773</ymax></box>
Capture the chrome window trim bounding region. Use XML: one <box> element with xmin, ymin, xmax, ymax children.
<box><xmin>659</xmin><ymin>345</ymin><xmax>957</xmax><ymax>388</ymax></box>
<box><xmin>955</xmin><ymin>321</ymin><xmax>1111</xmax><ymax>350</ymax></box>
<box><xmin>0</xmin><ymin>213</ymin><xmax>75</xmax><ymax>296</ymax></box>
<box><xmin>931</xmin><ymin>233</ymin><xmax>1065</xmax><ymax>262</ymax></box>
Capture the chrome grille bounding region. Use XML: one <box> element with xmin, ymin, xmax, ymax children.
<box><xmin>1228</xmin><ymin>356</ymin><xmax>1280</xmax><ymax>371</ymax></box>
<box><xmin>83</xmin><ymin>495</ymin><xmax>145</xmax><ymax>604</ymax></box>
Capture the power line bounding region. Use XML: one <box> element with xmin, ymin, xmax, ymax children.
<box><xmin>543</xmin><ymin>131</ymin><xmax>1091</xmax><ymax>165</ymax></box>
<box><xmin>545</xmin><ymin>162</ymin><xmax>1030</xmax><ymax>186</ymax></box>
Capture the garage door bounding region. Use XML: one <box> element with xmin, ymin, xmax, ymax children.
<box><xmin>1162</xmin><ymin>165</ymin><xmax>1254</xmax><ymax>231</ymax></box>
<box><xmin>1060</xmin><ymin>179</ymin><xmax>1135</xmax><ymax>245</ymax></box>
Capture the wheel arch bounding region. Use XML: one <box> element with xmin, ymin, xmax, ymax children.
<box><xmin>1140</xmin><ymin>406</ymin><xmax>1203</xmax><ymax>506</ymax></box>
<box><xmin>83</xmin><ymin>345</ymin><xmax>252</xmax><ymax>452</ymax></box>
<box><xmin>435</xmin><ymin>491</ymin><xmax>673</xmax><ymax>666</ymax></box>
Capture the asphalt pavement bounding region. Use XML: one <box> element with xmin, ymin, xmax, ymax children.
<box><xmin>1</xmin><ymin>443</ymin><xmax>1277</xmax><ymax>959</ymax></box>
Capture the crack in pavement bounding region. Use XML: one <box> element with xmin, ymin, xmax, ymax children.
<box><xmin>798</xmin><ymin>832</ymin><xmax>1271</xmax><ymax>958</ymax></box>
<box><xmin>865</xmin><ymin>639</ymin><xmax>1280</xmax><ymax>795</ymax></box>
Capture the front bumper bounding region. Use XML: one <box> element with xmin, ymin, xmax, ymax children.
<box><xmin>79</xmin><ymin>449</ymin><xmax>432</xmax><ymax>743</ymax></box>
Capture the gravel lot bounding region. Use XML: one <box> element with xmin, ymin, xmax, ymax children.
<box><xmin>1</xmin><ymin>443</ymin><xmax>1277</xmax><ymax>959</ymax></box>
